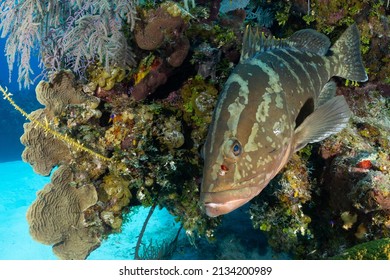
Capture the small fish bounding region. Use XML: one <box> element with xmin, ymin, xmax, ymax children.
<box><xmin>200</xmin><ymin>24</ymin><xmax>368</xmax><ymax>217</ymax></box>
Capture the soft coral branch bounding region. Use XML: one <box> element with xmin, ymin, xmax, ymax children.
<box><xmin>0</xmin><ymin>0</ymin><xmax>138</xmax><ymax>89</ymax></box>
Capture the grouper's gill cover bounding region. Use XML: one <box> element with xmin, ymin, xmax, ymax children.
<box><xmin>200</xmin><ymin>24</ymin><xmax>368</xmax><ymax>217</ymax></box>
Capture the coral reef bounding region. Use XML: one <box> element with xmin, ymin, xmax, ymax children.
<box><xmin>180</xmin><ymin>76</ymin><xmax>219</xmax><ymax>152</ymax></box>
<box><xmin>19</xmin><ymin>71</ymin><xmax>109</xmax><ymax>174</ymax></box>
<box><xmin>317</xmin><ymin>84</ymin><xmax>390</xmax><ymax>256</ymax></box>
<box><xmin>131</xmin><ymin>2</ymin><xmax>191</xmax><ymax>100</ymax></box>
<box><xmin>36</xmin><ymin>70</ymin><xmax>101</xmax><ymax>118</ymax></box>
<box><xmin>130</xmin><ymin>56</ymin><xmax>168</xmax><ymax>101</ymax></box>
<box><xmin>101</xmin><ymin>173</ymin><xmax>132</xmax><ymax>226</ymax></box>
<box><xmin>250</xmin><ymin>152</ymin><xmax>314</xmax><ymax>254</ymax></box>
<box><xmin>27</xmin><ymin>165</ymin><xmax>100</xmax><ymax>259</ymax></box>
<box><xmin>1</xmin><ymin>0</ymin><xmax>388</xmax><ymax>260</ymax></box>
<box><xmin>86</xmin><ymin>65</ymin><xmax>127</xmax><ymax>92</ymax></box>
<box><xmin>20</xmin><ymin>109</ymin><xmax>72</xmax><ymax>176</ymax></box>
<box><xmin>4</xmin><ymin>69</ymin><xmax>220</xmax><ymax>258</ymax></box>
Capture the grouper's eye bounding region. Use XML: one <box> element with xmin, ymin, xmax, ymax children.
<box><xmin>232</xmin><ymin>141</ymin><xmax>242</xmax><ymax>156</ymax></box>
<box><xmin>223</xmin><ymin>138</ymin><xmax>242</xmax><ymax>160</ymax></box>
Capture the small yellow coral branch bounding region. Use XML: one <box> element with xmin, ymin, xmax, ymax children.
<box><xmin>1</xmin><ymin>85</ymin><xmax>111</xmax><ymax>162</ymax></box>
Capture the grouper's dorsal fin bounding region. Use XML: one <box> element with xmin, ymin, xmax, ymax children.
<box><xmin>240</xmin><ymin>26</ymin><xmax>331</xmax><ymax>63</ymax></box>
<box><xmin>287</xmin><ymin>29</ymin><xmax>331</xmax><ymax>55</ymax></box>
<box><xmin>240</xmin><ymin>25</ymin><xmax>288</xmax><ymax>63</ymax></box>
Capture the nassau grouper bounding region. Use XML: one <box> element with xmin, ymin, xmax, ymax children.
<box><xmin>200</xmin><ymin>24</ymin><xmax>368</xmax><ymax>217</ymax></box>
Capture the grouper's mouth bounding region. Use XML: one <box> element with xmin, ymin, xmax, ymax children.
<box><xmin>203</xmin><ymin>198</ymin><xmax>249</xmax><ymax>217</ymax></box>
<box><xmin>200</xmin><ymin>184</ymin><xmax>261</xmax><ymax>217</ymax></box>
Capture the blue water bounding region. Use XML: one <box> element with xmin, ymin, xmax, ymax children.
<box><xmin>0</xmin><ymin>160</ymin><xmax>283</xmax><ymax>260</ymax></box>
<box><xmin>0</xmin><ymin>38</ymin><xmax>42</xmax><ymax>163</ymax></box>
<box><xmin>0</xmin><ymin>161</ymin><xmax>54</xmax><ymax>259</ymax></box>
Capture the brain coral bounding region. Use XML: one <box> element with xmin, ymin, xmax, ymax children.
<box><xmin>20</xmin><ymin>109</ymin><xmax>72</xmax><ymax>176</ymax></box>
<box><xmin>36</xmin><ymin>70</ymin><xmax>100</xmax><ymax>118</ymax></box>
<box><xmin>21</xmin><ymin>70</ymin><xmax>105</xmax><ymax>175</ymax></box>
<box><xmin>27</xmin><ymin>165</ymin><xmax>100</xmax><ymax>259</ymax></box>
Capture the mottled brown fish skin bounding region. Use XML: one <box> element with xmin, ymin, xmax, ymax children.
<box><xmin>201</xmin><ymin>50</ymin><xmax>325</xmax><ymax>216</ymax></box>
<box><xmin>200</xmin><ymin>24</ymin><xmax>367</xmax><ymax>217</ymax></box>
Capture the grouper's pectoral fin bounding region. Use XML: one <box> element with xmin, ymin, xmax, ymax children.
<box><xmin>293</xmin><ymin>95</ymin><xmax>351</xmax><ymax>152</ymax></box>
<box><xmin>316</xmin><ymin>80</ymin><xmax>336</xmax><ymax>107</ymax></box>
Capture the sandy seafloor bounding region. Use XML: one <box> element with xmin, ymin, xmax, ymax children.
<box><xmin>0</xmin><ymin>160</ymin><xmax>287</xmax><ymax>260</ymax></box>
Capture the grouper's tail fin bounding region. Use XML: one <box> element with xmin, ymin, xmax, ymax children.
<box><xmin>330</xmin><ymin>24</ymin><xmax>368</xmax><ymax>82</ymax></box>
